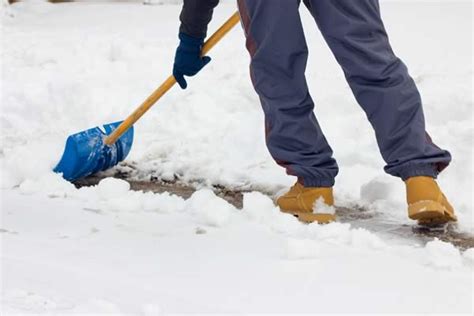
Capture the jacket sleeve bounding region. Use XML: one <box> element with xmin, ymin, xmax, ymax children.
<box><xmin>179</xmin><ymin>0</ymin><xmax>219</xmax><ymax>39</ymax></box>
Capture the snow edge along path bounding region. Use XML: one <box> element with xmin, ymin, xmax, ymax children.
<box><xmin>2</xmin><ymin>177</ymin><xmax>474</xmax><ymax>313</ymax></box>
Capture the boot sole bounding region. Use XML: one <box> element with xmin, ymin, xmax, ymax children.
<box><xmin>281</xmin><ymin>209</ymin><xmax>335</xmax><ymax>224</ymax></box>
<box><xmin>408</xmin><ymin>200</ymin><xmax>457</xmax><ymax>226</ymax></box>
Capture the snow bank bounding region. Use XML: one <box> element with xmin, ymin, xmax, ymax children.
<box><xmin>2</xmin><ymin>174</ymin><xmax>473</xmax><ymax>313</ymax></box>
<box><xmin>9</xmin><ymin>171</ymin><xmax>467</xmax><ymax>273</ymax></box>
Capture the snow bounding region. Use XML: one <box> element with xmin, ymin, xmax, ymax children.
<box><xmin>1</xmin><ymin>0</ymin><xmax>473</xmax><ymax>314</ymax></box>
<box><xmin>184</xmin><ymin>189</ymin><xmax>235</xmax><ymax>227</ymax></box>
<box><xmin>463</xmin><ymin>248</ymin><xmax>474</xmax><ymax>265</ymax></box>
<box><xmin>360</xmin><ymin>176</ymin><xmax>396</xmax><ymax>203</ymax></box>
<box><xmin>424</xmin><ymin>239</ymin><xmax>463</xmax><ymax>270</ymax></box>
<box><xmin>97</xmin><ymin>177</ymin><xmax>131</xmax><ymax>199</ymax></box>
<box><xmin>2</xmin><ymin>187</ymin><xmax>473</xmax><ymax>313</ymax></box>
<box><xmin>313</xmin><ymin>197</ymin><xmax>336</xmax><ymax>215</ymax></box>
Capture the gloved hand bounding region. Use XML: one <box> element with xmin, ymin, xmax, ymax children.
<box><xmin>173</xmin><ymin>32</ymin><xmax>211</xmax><ymax>89</ymax></box>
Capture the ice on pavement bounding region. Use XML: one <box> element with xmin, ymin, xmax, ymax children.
<box><xmin>1</xmin><ymin>0</ymin><xmax>473</xmax><ymax>314</ymax></box>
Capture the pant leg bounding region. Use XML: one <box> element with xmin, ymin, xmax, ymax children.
<box><xmin>305</xmin><ymin>0</ymin><xmax>451</xmax><ymax>180</ymax></box>
<box><xmin>237</xmin><ymin>0</ymin><xmax>338</xmax><ymax>187</ymax></box>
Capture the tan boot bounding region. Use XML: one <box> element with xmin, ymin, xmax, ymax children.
<box><xmin>405</xmin><ymin>176</ymin><xmax>457</xmax><ymax>225</ymax></box>
<box><xmin>276</xmin><ymin>182</ymin><xmax>335</xmax><ymax>224</ymax></box>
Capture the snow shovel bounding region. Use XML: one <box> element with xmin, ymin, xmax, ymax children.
<box><xmin>55</xmin><ymin>12</ymin><xmax>241</xmax><ymax>181</ymax></box>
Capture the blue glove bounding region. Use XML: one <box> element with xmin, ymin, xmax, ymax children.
<box><xmin>173</xmin><ymin>32</ymin><xmax>211</xmax><ymax>89</ymax></box>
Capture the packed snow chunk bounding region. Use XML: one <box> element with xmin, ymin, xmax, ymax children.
<box><xmin>360</xmin><ymin>176</ymin><xmax>396</xmax><ymax>203</ymax></box>
<box><xmin>95</xmin><ymin>178</ymin><xmax>141</xmax><ymax>212</ymax></box>
<box><xmin>424</xmin><ymin>238</ymin><xmax>462</xmax><ymax>269</ymax></box>
<box><xmin>242</xmin><ymin>191</ymin><xmax>303</xmax><ymax>233</ymax></box>
<box><xmin>313</xmin><ymin>197</ymin><xmax>336</xmax><ymax>214</ymax></box>
<box><xmin>185</xmin><ymin>189</ymin><xmax>236</xmax><ymax>227</ymax></box>
<box><xmin>242</xmin><ymin>191</ymin><xmax>279</xmax><ymax>222</ymax></box>
<box><xmin>269</xmin><ymin>212</ymin><xmax>304</xmax><ymax>235</ymax></box>
<box><xmin>18</xmin><ymin>172</ymin><xmax>76</xmax><ymax>197</ymax></box>
<box><xmin>243</xmin><ymin>191</ymin><xmax>275</xmax><ymax>213</ymax></box>
<box><xmin>350</xmin><ymin>228</ymin><xmax>386</xmax><ymax>250</ymax></box>
<box><xmin>97</xmin><ymin>177</ymin><xmax>131</xmax><ymax>200</ymax></box>
<box><xmin>285</xmin><ymin>237</ymin><xmax>322</xmax><ymax>259</ymax></box>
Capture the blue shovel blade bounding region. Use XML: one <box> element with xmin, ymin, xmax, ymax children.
<box><xmin>54</xmin><ymin>121</ymin><xmax>134</xmax><ymax>181</ymax></box>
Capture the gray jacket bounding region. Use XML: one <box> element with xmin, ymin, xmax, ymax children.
<box><xmin>179</xmin><ymin>0</ymin><xmax>219</xmax><ymax>39</ymax></box>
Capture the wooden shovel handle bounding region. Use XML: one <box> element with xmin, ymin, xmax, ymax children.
<box><xmin>104</xmin><ymin>11</ymin><xmax>241</xmax><ymax>145</ymax></box>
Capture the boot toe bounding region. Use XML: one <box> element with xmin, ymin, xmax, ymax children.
<box><xmin>408</xmin><ymin>200</ymin><xmax>457</xmax><ymax>226</ymax></box>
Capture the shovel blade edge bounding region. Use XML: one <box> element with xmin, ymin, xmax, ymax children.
<box><xmin>54</xmin><ymin>121</ymin><xmax>134</xmax><ymax>181</ymax></box>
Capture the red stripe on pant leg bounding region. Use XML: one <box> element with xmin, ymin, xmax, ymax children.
<box><xmin>237</xmin><ymin>0</ymin><xmax>296</xmax><ymax>180</ymax></box>
<box><xmin>236</xmin><ymin>0</ymin><xmax>258</xmax><ymax>89</ymax></box>
<box><xmin>426</xmin><ymin>132</ymin><xmax>449</xmax><ymax>172</ymax></box>
<box><xmin>275</xmin><ymin>158</ymin><xmax>297</xmax><ymax>178</ymax></box>
<box><xmin>237</xmin><ymin>0</ymin><xmax>257</xmax><ymax>57</ymax></box>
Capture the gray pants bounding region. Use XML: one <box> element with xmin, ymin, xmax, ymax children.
<box><xmin>237</xmin><ymin>0</ymin><xmax>451</xmax><ymax>187</ymax></box>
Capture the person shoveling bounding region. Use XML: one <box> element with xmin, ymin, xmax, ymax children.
<box><xmin>172</xmin><ymin>0</ymin><xmax>456</xmax><ymax>226</ymax></box>
<box><xmin>55</xmin><ymin>0</ymin><xmax>456</xmax><ymax>227</ymax></box>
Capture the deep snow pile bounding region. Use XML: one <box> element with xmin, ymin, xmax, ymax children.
<box><xmin>1</xmin><ymin>0</ymin><xmax>473</xmax><ymax>314</ymax></box>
